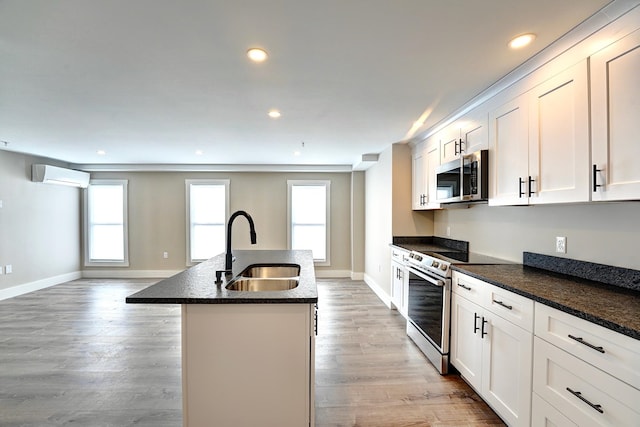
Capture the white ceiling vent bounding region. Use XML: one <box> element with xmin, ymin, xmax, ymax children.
<box><xmin>31</xmin><ymin>164</ymin><xmax>90</xmax><ymax>188</ymax></box>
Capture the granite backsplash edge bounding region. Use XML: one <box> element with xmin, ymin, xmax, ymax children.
<box><xmin>523</xmin><ymin>252</ymin><xmax>640</xmax><ymax>292</ymax></box>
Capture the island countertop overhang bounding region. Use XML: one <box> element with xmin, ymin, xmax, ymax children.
<box><xmin>126</xmin><ymin>249</ymin><xmax>318</xmax><ymax>304</ymax></box>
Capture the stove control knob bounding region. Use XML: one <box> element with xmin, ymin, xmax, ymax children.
<box><xmin>439</xmin><ymin>264</ymin><xmax>448</xmax><ymax>271</ymax></box>
<box><xmin>432</xmin><ymin>261</ymin><xmax>439</xmax><ymax>268</ymax></box>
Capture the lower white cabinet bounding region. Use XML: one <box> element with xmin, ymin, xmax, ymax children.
<box><xmin>532</xmin><ymin>303</ymin><xmax>640</xmax><ymax>427</ymax></box>
<box><xmin>450</xmin><ymin>272</ymin><xmax>533</xmax><ymax>427</ymax></box>
<box><xmin>532</xmin><ymin>392</ymin><xmax>578</xmax><ymax>427</ymax></box>
<box><xmin>533</xmin><ymin>336</ymin><xmax>640</xmax><ymax>426</ymax></box>
<box><xmin>390</xmin><ymin>246</ymin><xmax>409</xmax><ymax>317</ymax></box>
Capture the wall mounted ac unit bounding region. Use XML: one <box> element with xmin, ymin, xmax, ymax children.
<box><xmin>31</xmin><ymin>164</ymin><xmax>90</xmax><ymax>188</ymax></box>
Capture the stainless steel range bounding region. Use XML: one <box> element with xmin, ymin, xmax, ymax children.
<box><xmin>405</xmin><ymin>250</ymin><xmax>453</xmax><ymax>374</ymax></box>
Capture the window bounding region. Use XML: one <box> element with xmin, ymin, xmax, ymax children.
<box><xmin>186</xmin><ymin>180</ymin><xmax>229</xmax><ymax>264</ymax></box>
<box><xmin>84</xmin><ymin>180</ymin><xmax>129</xmax><ymax>266</ymax></box>
<box><xmin>288</xmin><ymin>180</ymin><xmax>330</xmax><ymax>265</ymax></box>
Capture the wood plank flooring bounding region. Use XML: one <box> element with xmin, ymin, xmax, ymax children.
<box><xmin>0</xmin><ymin>278</ymin><xmax>504</xmax><ymax>426</ymax></box>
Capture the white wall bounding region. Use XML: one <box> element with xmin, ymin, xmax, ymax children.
<box><xmin>364</xmin><ymin>144</ymin><xmax>434</xmax><ymax>303</ymax></box>
<box><xmin>434</xmin><ymin>202</ymin><xmax>640</xmax><ymax>270</ymax></box>
<box><xmin>0</xmin><ymin>151</ymin><xmax>81</xmax><ymax>298</ymax></box>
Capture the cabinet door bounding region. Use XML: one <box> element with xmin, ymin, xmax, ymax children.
<box><xmin>461</xmin><ymin>111</ymin><xmax>488</xmax><ymax>155</ymax></box>
<box><xmin>450</xmin><ymin>293</ymin><xmax>483</xmax><ymax>391</ymax></box>
<box><xmin>488</xmin><ymin>94</ymin><xmax>529</xmax><ymax>206</ymax></box>
<box><xmin>591</xmin><ymin>28</ymin><xmax>640</xmax><ymax>201</ymax></box>
<box><xmin>424</xmin><ymin>143</ymin><xmax>441</xmax><ymax>208</ymax></box>
<box><xmin>440</xmin><ymin>127</ymin><xmax>461</xmax><ymax>164</ymax></box>
<box><xmin>528</xmin><ymin>60</ymin><xmax>590</xmax><ymax>204</ymax></box>
<box><xmin>390</xmin><ymin>261</ymin><xmax>404</xmax><ymax>312</ymax></box>
<box><xmin>412</xmin><ymin>148</ymin><xmax>427</xmax><ymax>209</ymax></box>
<box><xmin>482</xmin><ymin>313</ymin><xmax>533</xmax><ymax>427</ymax></box>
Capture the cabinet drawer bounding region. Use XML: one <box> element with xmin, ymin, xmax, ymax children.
<box><xmin>535</xmin><ymin>303</ymin><xmax>640</xmax><ymax>389</ymax></box>
<box><xmin>391</xmin><ymin>246</ymin><xmax>409</xmax><ymax>263</ymax></box>
<box><xmin>532</xmin><ymin>392</ymin><xmax>577</xmax><ymax>427</ymax></box>
<box><xmin>533</xmin><ymin>337</ymin><xmax>640</xmax><ymax>427</ymax></box>
<box><xmin>452</xmin><ymin>271</ymin><xmax>485</xmax><ymax>305</ymax></box>
<box><xmin>485</xmin><ymin>283</ymin><xmax>534</xmax><ymax>332</ymax></box>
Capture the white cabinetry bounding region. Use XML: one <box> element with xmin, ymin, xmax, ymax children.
<box><xmin>450</xmin><ymin>272</ymin><xmax>533</xmax><ymax>427</ymax></box>
<box><xmin>532</xmin><ymin>303</ymin><xmax>640</xmax><ymax>427</ymax></box>
<box><xmin>489</xmin><ymin>60</ymin><xmax>590</xmax><ymax>206</ymax></box>
<box><xmin>440</xmin><ymin>109</ymin><xmax>488</xmax><ymax>164</ymax></box>
<box><xmin>390</xmin><ymin>246</ymin><xmax>409</xmax><ymax>317</ymax></box>
<box><xmin>412</xmin><ymin>137</ymin><xmax>440</xmax><ymax>210</ymax></box>
<box><xmin>591</xmin><ymin>28</ymin><xmax>640</xmax><ymax>201</ymax></box>
<box><xmin>182</xmin><ymin>303</ymin><xmax>315</xmax><ymax>427</ymax></box>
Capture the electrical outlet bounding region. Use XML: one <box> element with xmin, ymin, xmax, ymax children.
<box><xmin>163</xmin><ymin>251</ymin><xmax>169</xmax><ymax>259</ymax></box>
<box><xmin>5</xmin><ymin>264</ymin><xmax>12</xmax><ymax>274</ymax></box>
<box><xmin>446</xmin><ymin>226</ymin><xmax>451</xmax><ymax>237</ymax></box>
<box><xmin>556</xmin><ymin>237</ymin><xmax>566</xmax><ymax>254</ymax></box>
<box><xmin>0</xmin><ymin>266</ymin><xmax>3</xmax><ymax>275</ymax></box>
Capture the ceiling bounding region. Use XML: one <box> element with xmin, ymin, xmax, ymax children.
<box><xmin>0</xmin><ymin>0</ymin><xmax>612</xmax><ymax>169</ymax></box>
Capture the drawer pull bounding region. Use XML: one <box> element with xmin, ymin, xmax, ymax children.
<box><xmin>473</xmin><ymin>313</ymin><xmax>480</xmax><ymax>334</ymax></box>
<box><xmin>568</xmin><ymin>334</ymin><xmax>605</xmax><ymax>354</ymax></box>
<box><xmin>457</xmin><ymin>283</ymin><xmax>472</xmax><ymax>291</ymax></box>
<box><xmin>566</xmin><ymin>387</ymin><xmax>604</xmax><ymax>414</ymax></box>
<box><xmin>493</xmin><ymin>299</ymin><xmax>513</xmax><ymax>310</ymax></box>
<box><xmin>481</xmin><ymin>317</ymin><xmax>488</xmax><ymax>338</ymax></box>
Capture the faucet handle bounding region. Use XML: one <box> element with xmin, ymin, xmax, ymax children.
<box><xmin>215</xmin><ymin>270</ymin><xmax>231</xmax><ymax>284</ymax></box>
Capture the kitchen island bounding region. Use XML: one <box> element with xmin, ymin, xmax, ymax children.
<box><xmin>127</xmin><ymin>249</ymin><xmax>318</xmax><ymax>427</ymax></box>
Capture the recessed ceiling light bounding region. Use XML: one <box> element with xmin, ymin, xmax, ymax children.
<box><xmin>247</xmin><ymin>48</ymin><xmax>268</xmax><ymax>62</ymax></box>
<box><xmin>195</xmin><ymin>150</ymin><xmax>204</xmax><ymax>155</ymax></box>
<box><xmin>293</xmin><ymin>151</ymin><xmax>301</xmax><ymax>156</ymax></box>
<box><xmin>509</xmin><ymin>33</ymin><xmax>536</xmax><ymax>49</ymax></box>
<box><xmin>268</xmin><ymin>110</ymin><xmax>281</xmax><ymax>118</ymax></box>
<box><xmin>97</xmin><ymin>150</ymin><xmax>106</xmax><ymax>155</ymax></box>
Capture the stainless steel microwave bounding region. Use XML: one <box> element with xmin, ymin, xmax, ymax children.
<box><xmin>435</xmin><ymin>150</ymin><xmax>488</xmax><ymax>203</ymax></box>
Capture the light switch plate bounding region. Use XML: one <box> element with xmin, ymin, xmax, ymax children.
<box><xmin>5</xmin><ymin>265</ymin><xmax>12</xmax><ymax>274</ymax></box>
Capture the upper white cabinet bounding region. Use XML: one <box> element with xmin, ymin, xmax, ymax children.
<box><xmin>412</xmin><ymin>136</ymin><xmax>441</xmax><ymax>210</ymax></box>
<box><xmin>440</xmin><ymin>109</ymin><xmax>488</xmax><ymax>164</ymax></box>
<box><xmin>591</xmin><ymin>28</ymin><xmax>640</xmax><ymax>201</ymax></box>
<box><xmin>488</xmin><ymin>93</ymin><xmax>530</xmax><ymax>206</ymax></box>
<box><xmin>489</xmin><ymin>60</ymin><xmax>590</xmax><ymax>206</ymax></box>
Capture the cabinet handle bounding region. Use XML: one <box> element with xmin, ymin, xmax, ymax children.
<box><xmin>528</xmin><ymin>176</ymin><xmax>535</xmax><ymax>196</ymax></box>
<box><xmin>481</xmin><ymin>317</ymin><xmax>488</xmax><ymax>338</ymax></box>
<box><xmin>593</xmin><ymin>164</ymin><xmax>603</xmax><ymax>192</ymax></box>
<box><xmin>568</xmin><ymin>334</ymin><xmax>605</xmax><ymax>354</ymax></box>
<box><xmin>454</xmin><ymin>140</ymin><xmax>459</xmax><ymax>156</ymax></box>
<box><xmin>457</xmin><ymin>283</ymin><xmax>472</xmax><ymax>291</ymax></box>
<box><xmin>459</xmin><ymin>138</ymin><xmax>465</xmax><ymax>154</ymax></box>
<box><xmin>518</xmin><ymin>177</ymin><xmax>525</xmax><ymax>198</ymax></box>
<box><xmin>473</xmin><ymin>313</ymin><xmax>480</xmax><ymax>334</ymax></box>
<box><xmin>493</xmin><ymin>299</ymin><xmax>513</xmax><ymax>310</ymax></box>
<box><xmin>566</xmin><ymin>387</ymin><xmax>604</xmax><ymax>414</ymax></box>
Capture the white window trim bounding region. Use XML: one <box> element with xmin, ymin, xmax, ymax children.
<box><xmin>83</xmin><ymin>179</ymin><xmax>129</xmax><ymax>267</ymax></box>
<box><xmin>287</xmin><ymin>180</ymin><xmax>331</xmax><ymax>266</ymax></box>
<box><xmin>185</xmin><ymin>179</ymin><xmax>230</xmax><ymax>266</ymax></box>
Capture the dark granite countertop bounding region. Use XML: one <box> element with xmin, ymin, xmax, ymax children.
<box><xmin>126</xmin><ymin>249</ymin><xmax>318</xmax><ymax>304</ymax></box>
<box><xmin>452</xmin><ymin>264</ymin><xmax>640</xmax><ymax>340</ymax></box>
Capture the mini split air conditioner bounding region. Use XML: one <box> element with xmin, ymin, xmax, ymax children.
<box><xmin>31</xmin><ymin>164</ymin><xmax>90</xmax><ymax>188</ymax></box>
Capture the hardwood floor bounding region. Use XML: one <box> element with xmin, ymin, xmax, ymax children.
<box><xmin>0</xmin><ymin>278</ymin><xmax>504</xmax><ymax>426</ymax></box>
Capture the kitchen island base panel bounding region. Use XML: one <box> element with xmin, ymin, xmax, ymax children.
<box><xmin>182</xmin><ymin>303</ymin><xmax>314</xmax><ymax>427</ymax></box>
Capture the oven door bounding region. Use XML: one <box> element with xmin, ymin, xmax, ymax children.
<box><xmin>406</xmin><ymin>266</ymin><xmax>450</xmax><ymax>354</ymax></box>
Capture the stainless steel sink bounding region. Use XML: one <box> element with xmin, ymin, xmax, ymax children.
<box><xmin>239</xmin><ymin>264</ymin><xmax>300</xmax><ymax>278</ymax></box>
<box><xmin>225</xmin><ymin>263</ymin><xmax>301</xmax><ymax>291</ymax></box>
<box><xmin>226</xmin><ymin>278</ymin><xmax>299</xmax><ymax>292</ymax></box>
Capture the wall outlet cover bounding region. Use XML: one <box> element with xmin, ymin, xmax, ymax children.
<box><xmin>5</xmin><ymin>265</ymin><xmax>12</xmax><ymax>274</ymax></box>
<box><xmin>556</xmin><ymin>236</ymin><xmax>567</xmax><ymax>253</ymax></box>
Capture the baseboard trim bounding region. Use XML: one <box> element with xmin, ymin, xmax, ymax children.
<box><xmin>82</xmin><ymin>270</ymin><xmax>182</xmax><ymax>279</ymax></box>
<box><xmin>363</xmin><ymin>273</ymin><xmax>392</xmax><ymax>308</ymax></box>
<box><xmin>350</xmin><ymin>272</ymin><xmax>364</xmax><ymax>281</ymax></box>
<box><xmin>0</xmin><ymin>271</ymin><xmax>82</xmax><ymax>301</ymax></box>
<box><xmin>314</xmin><ymin>269</ymin><xmax>352</xmax><ymax>278</ymax></box>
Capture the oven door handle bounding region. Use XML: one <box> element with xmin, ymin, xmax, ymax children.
<box><xmin>408</xmin><ymin>267</ymin><xmax>445</xmax><ymax>287</ymax></box>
